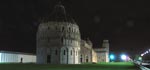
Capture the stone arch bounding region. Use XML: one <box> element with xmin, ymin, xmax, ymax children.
<box><xmin>67</xmin><ymin>47</ymin><xmax>77</xmax><ymax>64</ymax></box>
<box><xmin>86</xmin><ymin>55</ymin><xmax>88</xmax><ymax>62</ymax></box>
<box><xmin>60</xmin><ymin>47</ymin><xmax>68</xmax><ymax>64</ymax></box>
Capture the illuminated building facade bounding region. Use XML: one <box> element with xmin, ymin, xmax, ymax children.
<box><xmin>0</xmin><ymin>51</ymin><xmax>36</xmax><ymax>63</ymax></box>
<box><xmin>36</xmin><ymin>3</ymin><xmax>81</xmax><ymax>64</ymax></box>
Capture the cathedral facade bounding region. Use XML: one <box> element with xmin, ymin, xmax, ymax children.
<box><xmin>36</xmin><ymin>3</ymin><xmax>109</xmax><ymax>64</ymax></box>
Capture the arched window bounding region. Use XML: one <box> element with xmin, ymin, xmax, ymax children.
<box><xmin>55</xmin><ymin>50</ymin><xmax>57</xmax><ymax>55</ymax></box>
<box><xmin>70</xmin><ymin>50</ymin><xmax>72</xmax><ymax>55</ymax></box>
<box><xmin>72</xmin><ymin>28</ymin><xmax>73</xmax><ymax>32</ymax></box>
<box><xmin>62</xmin><ymin>27</ymin><xmax>64</xmax><ymax>31</ymax></box>
<box><xmin>64</xmin><ymin>50</ymin><xmax>65</xmax><ymax>55</ymax></box>
<box><xmin>61</xmin><ymin>37</ymin><xmax>63</xmax><ymax>43</ymax></box>
<box><xmin>80</xmin><ymin>55</ymin><xmax>82</xmax><ymax>63</ymax></box>
<box><xmin>69</xmin><ymin>27</ymin><xmax>71</xmax><ymax>32</ymax></box>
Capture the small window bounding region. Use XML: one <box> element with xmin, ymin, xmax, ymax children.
<box><xmin>71</xmin><ymin>50</ymin><xmax>72</xmax><ymax>55</ymax></box>
<box><xmin>55</xmin><ymin>50</ymin><xmax>57</xmax><ymax>55</ymax></box>
<box><xmin>64</xmin><ymin>50</ymin><xmax>65</xmax><ymax>55</ymax></box>
<box><xmin>76</xmin><ymin>51</ymin><xmax>78</xmax><ymax>56</ymax></box>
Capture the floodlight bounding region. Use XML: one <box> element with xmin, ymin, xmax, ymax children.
<box><xmin>110</xmin><ymin>54</ymin><xmax>115</xmax><ymax>60</ymax></box>
<box><xmin>121</xmin><ymin>54</ymin><xmax>127</xmax><ymax>60</ymax></box>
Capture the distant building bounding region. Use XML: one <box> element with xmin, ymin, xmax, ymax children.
<box><xmin>80</xmin><ymin>39</ymin><xmax>93</xmax><ymax>63</ymax></box>
<box><xmin>94</xmin><ymin>40</ymin><xmax>109</xmax><ymax>62</ymax></box>
<box><xmin>36</xmin><ymin>3</ymin><xmax>110</xmax><ymax>64</ymax></box>
<box><xmin>0</xmin><ymin>51</ymin><xmax>36</xmax><ymax>63</ymax></box>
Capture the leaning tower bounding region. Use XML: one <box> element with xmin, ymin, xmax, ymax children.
<box><xmin>36</xmin><ymin>3</ymin><xmax>81</xmax><ymax>64</ymax></box>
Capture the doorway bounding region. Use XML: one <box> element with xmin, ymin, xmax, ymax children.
<box><xmin>47</xmin><ymin>55</ymin><xmax>51</xmax><ymax>63</ymax></box>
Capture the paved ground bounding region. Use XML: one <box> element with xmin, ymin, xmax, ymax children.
<box><xmin>0</xmin><ymin>62</ymin><xmax>140</xmax><ymax>70</ymax></box>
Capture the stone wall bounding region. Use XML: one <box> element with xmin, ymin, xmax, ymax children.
<box><xmin>36</xmin><ymin>21</ymin><xmax>81</xmax><ymax>64</ymax></box>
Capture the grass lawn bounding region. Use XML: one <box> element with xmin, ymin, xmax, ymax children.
<box><xmin>0</xmin><ymin>62</ymin><xmax>140</xmax><ymax>70</ymax></box>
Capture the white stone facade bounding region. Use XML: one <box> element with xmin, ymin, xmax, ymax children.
<box><xmin>36</xmin><ymin>3</ymin><xmax>81</xmax><ymax>64</ymax></box>
<box><xmin>36</xmin><ymin>19</ymin><xmax>81</xmax><ymax>64</ymax></box>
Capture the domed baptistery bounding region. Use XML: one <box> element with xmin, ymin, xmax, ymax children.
<box><xmin>36</xmin><ymin>3</ymin><xmax>81</xmax><ymax>64</ymax></box>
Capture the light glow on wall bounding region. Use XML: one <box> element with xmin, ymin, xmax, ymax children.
<box><xmin>0</xmin><ymin>53</ymin><xmax>1</xmax><ymax>62</ymax></box>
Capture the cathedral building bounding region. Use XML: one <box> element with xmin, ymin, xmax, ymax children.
<box><xmin>36</xmin><ymin>3</ymin><xmax>109</xmax><ymax>64</ymax></box>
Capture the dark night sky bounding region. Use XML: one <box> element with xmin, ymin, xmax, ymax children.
<box><xmin>0</xmin><ymin>0</ymin><xmax>150</xmax><ymax>56</ymax></box>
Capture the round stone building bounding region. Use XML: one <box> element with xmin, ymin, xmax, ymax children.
<box><xmin>36</xmin><ymin>3</ymin><xmax>81</xmax><ymax>64</ymax></box>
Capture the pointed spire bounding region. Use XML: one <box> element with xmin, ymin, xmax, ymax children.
<box><xmin>54</xmin><ymin>1</ymin><xmax>66</xmax><ymax>16</ymax></box>
<box><xmin>40</xmin><ymin>1</ymin><xmax>76</xmax><ymax>23</ymax></box>
<box><xmin>50</xmin><ymin>1</ymin><xmax>67</xmax><ymax>21</ymax></box>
